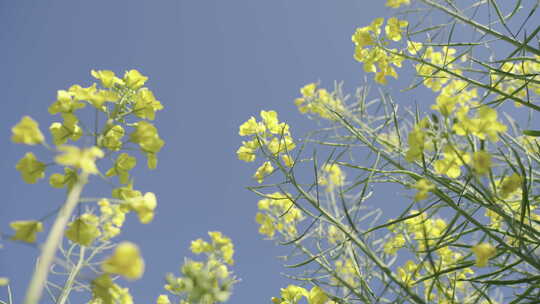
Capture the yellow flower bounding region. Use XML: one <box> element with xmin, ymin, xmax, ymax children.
<box><xmin>407</xmin><ymin>41</ymin><xmax>423</xmax><ymax>55</ymax></box>
<box><xmin>90</xmin><ymin>274</ymin><xmax>134</xmax><ymax>304</ymax></box>
<box><xmin>281</xmin><ymin>285</ymin><xmax>307</xmax><ymax>304</ymax></box>
<box><xmin>412</xmin><ymin>178</ymin><xmax>435</xmax><ymax>201</ymax></box>
<box><xmin>49</xmin><ymin>167</ymin><xmax>78</xmax><ymax>190</ymax></box>
<box><xmin>106</xmin><ymin>153</ymin><xmax>137</xmax><ymax>184</ymax></box>
<box><xmin>130</xmin><ymin>121</ymin><xmax>165</xmax><ymax>154</ymax></box>
<box><xmin>55</xmin><ymin>145</ymin><xmax>104</xmax><ymax>174</ymax></box>
<box><xmin>405</xmin><ymin>118</ymin><xmax>432</xmax><ymax>162</ymax></box>
<box><xmin>16</xmin><ymin>152</ymin><xmax>46</xmax><ymax>184</ymax></box>
<box><xmin>282</xmin><ymin>154</ymin><xmax>294</xmax><ymax>167</ymax></box>
<box><xmin>91</xmin><ymin>70</ymin><xmax>121</xmax><ymax>88</ymax></box>
<box><xmin>383</xmin><ymin>234</ymin><xmax>405</xmax><ymax>255</ymax></box>
<box><xmin>453</xmin><ymin>106</ymin><xmax>507</xmax><ymax>142</ymax></box>
<box><xmin>11</xmin><ymin>116</ymin><xmax>44</xmax><ymax>145</ymax></box>
<box><xmin>326</xmin><ymin>164</ymin><xmax>344</xmax><ymax>185</ymax></box>
<box><xmin>236</xmin><ymin>140</ymin><xmax>258</xmax><ymax>162</ymax></box>
<box><xmin>253</xmin><ymin>161</ymin><xmax>274</xmax><ymax>183</ymax></box>
<box><xmin>190</xmin><ymin>238</ymin><xmax>212</xmax><ymax>254</ymax></box>
<box><xmin>0</xmin><ymin>277</ymin><xmax>9</xmax><ymax>286</ymax></box>
<box><xmin>49</xmin><ymin>113</ymin><xmax>83</xmax><ymax>145</ymax></box>
<box><xmin>10</xmin><ymin>220</ymin><xmax>43</xmax><ymax>243</ymax></box>
<box><xmin>133</xmin><ymin>88</ymin><xmax>163</xmax><ymax>120</ymax></box>
<box><xmin>102</xmin><ymin>242</ymin><xmax>145</xmax><ymax>280</ymax></box>
<box><xmin>100</xmin><ymin>125</ymin><xmax>125</xmax><ymax>151</ymax></box>
<box><xmin>472</xmin><ymin>150</ymin><xmax>492</xmax><ymax>175</ymax></box>
<box><xmin>386</xmin><ymin>0</ymin><xmax>410</xmax><ymax>8</ymax></box>
<box><xmin>434</xmin><ymin>146</ymin><xmax>471</xmax><ymax>178</ymax></box>
<box><xmin>255</xmin><ymin>213</ymin><xmax>276</xmax><ymax>238</ymax></box>
<box><xmin>65</xmin><ymin>214</ymin><xmax>101</xmax><ymax>246</ymax></box>
<box><xmin>123</xmin><ymin>69</ymin><xmax>148</xmax><ymax>89</ymax></box>
<box><xmin>208</xmin><ymin>231</ymin><xmax>235</xmax><ymax>265</ymax></box>
<box><xmin>385</xmin><ymin>17</ymin><xmax>408</xmax><ymax>41</ymax></box>
<box><xmin>239</xmin><ymin>117</ymin><xmax>265</xmax><ymax>136</ymax></box>
<box><xmin>300</xmin><ymin>83</ymin><xmax>317</xmax><ymax>97</ymax></box>
<box><xmin>156</xmin><ymin>295</ymin><xmax>171</xmax><ymax>304</ymax></box>
<box><xmin>499</xmin><ymin>173</ymin><xmax>522</xmax><ymax>199</ymax></box>
<box><xmin>126</xmin><ymin>192</ymin><xmax>157</xmax><ymax>224</ymax></box>
<box><xmin>472</xmin><ymin>243</ymin><xmax>496</xmax><ymax>267</ymax></box>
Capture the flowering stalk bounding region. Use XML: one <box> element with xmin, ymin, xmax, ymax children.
<box><xmin>24</xmin><ymin>173</ymin><xmax>88</xmax><ymax>304</ymax></box>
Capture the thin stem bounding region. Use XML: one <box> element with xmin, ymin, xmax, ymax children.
<box><xmin>23</xmin><ymin>173</ymin><xmax>88</xmax><ymax>304</ymax></box>
<box><xmin>57</xmin><ymin>246</ymin><xmax>86</xmax><ymax>304</ymax></box>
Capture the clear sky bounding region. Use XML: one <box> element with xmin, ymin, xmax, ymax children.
<box><xmin>0</xmin><ymin>1</ymin><xmax>394</xmax><ymax>303</ymax></box>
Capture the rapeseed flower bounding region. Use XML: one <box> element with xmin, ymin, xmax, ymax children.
<box><xmin>16</xmin><ymin>152</ymin><xmax>46</xmax><ymax>184</ymax></box>
<box><xmin>472</xmin><ymin>243</ymin><xmax>496</xmax><ymax>267</ymax></box>
<box><xmin>102</xmin><ymin>242</ymin><xmax>145</xmax><ymax>280</ymax></box>
<box><xmin>55</xmin><ymin>145</ymin><xmax>104</xmax><ymax>174</ymax></box>
<box><xmin>65</xmin><ymin>214</ymin><xmax>101</xmax><ymax>246</ymax></box>
<box><xmin>10</xmin><ymin>220</ymin><xmax>43</xmax><ymax>243</ymax></box>
<box><xmin>11</xmin><ymin>116</ymin><xmax>44</xmax><ymax>145</ymax></box>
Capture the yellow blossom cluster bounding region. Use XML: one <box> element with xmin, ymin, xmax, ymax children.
<box><xmin>386</xmin><ymin>213</ymin><xmax>476</xmax><ymax>301</ymax></box>
<box><xmin>352</xmin><ymin>17</ymin><xmax>407</xmax><ymax>84</ymax></box>
<box><xmin>164</xmin><ymin>233</ymin><xmax>237</xmax><ymax>304</ymax></box>
<box><xmin>490</xmin><ymin>58</ymin><xmax>540</xmax><ymax>105</ymax></box>
<box><xmin>293</xmin><ymin>83</ymin><xmax>346</xmax><ymax>120</ymax></box>
<box><xmin>271</xmin><ymin>285</ymin><xmax>333</xmax><ymax>304</ymax></box>
<box><xmin>405</xmin><ymin>117</ymin><xmax>433</xmax><ymax>162</ymax></box>
<box><xmin>318</xmin><ymin>163</ymin><xmax>345</xmax><ymax>192</ymax></box>
<box><xmin>255</xmin><ymin>192</ymin><xmax>304</xmax><ymax>239</ymax></box>
<box><xmin>386</xmin><ymin>0</ymin><xmax>410</xmax><ymax>8</ymax></box>
<box><xmin>415</xmin><ymin>47</ymin><xmax>459</xmax><ymax>92</ymax></box>
<box><xmin>237</xmin><ymin>110</ymin><xmax>296</xmax><ymax>183</ymax></box>
<box><xmin>90</xmin><ymin>274</ymin><xmax>135</xmax><ymax>304</ymax></box>
<box><xmin>190</xmin><ymin>231</ymin><xmax>235</xmax><ymax>265</ymax></box>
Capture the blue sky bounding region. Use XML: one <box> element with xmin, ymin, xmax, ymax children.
<box><xmin>0</xmin><ymin>1</ymin><xmax>392</xmax><ymax>303</ymax></box>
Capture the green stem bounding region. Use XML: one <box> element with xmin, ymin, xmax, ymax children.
<box><xmin>419</xmin><ymin>0</ymin><xmax>540</xmax><ymax>57</ymax></box>
<box><xmin>57</xmin><ymin>246</ymin><xmax>86</xmax><ymax>304</ymax></box>
<box><xmin>23</xmin><ymin>173</ymin><xmax>88</xmax><ymax>304</ymax></box>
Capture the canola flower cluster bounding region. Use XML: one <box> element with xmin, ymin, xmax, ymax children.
<box><xmin>235</xmin><ymin>2</ymin><xmax>540</xmax><ymax>302</ymax></box>
<box><xmin>8</xmin><ymin>69</ymin><xmax>170</xmax><ymax>304</ymax></box>
<box><xmin>237</xmin><ymin>110</ymin><xmax>296</xmax><ymax>184</ymax></box>
<box><xmin>255</xmin><ymin>192</ymin><xmax>305</xmax><ymax>240</ymax></box>
<box><xmin>163</xmin><ymin>232</ymin><xmax>237</xmax><ymax>304</ymax></box>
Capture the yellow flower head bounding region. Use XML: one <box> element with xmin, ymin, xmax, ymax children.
<box><xmin>472</xmin><ymin>150</ymin><xmax>492</xmax><ymax>175</ymax></box>
<box><xmin>65</xmin><ymin>214</ymin><xmax>101</xmax><ymax>246</ymax></box>
<box><xmin>156</xmin><ymin>295</ymin><xmax>171</xmax><ymax>304</ymax></box>
<box><xmin>412</xmin><ymin>178</ymin><xmax>435</xmax><ymax>201</ymax></box>
<box><xmin>16</xmin><ymin>152</ymin><xmax>46</xmax><ymax>184</ymax></box>
<box><xmin>208</xmin><ymin>231</ymin><xmax>235</xmax><ymax>265</ymax></box>
<box><xmin>385</xmin><ymin>17</ymin><xmax>408</xmax><ymax>41</ymax></box>
<box><xmin>386</xmin><ymin>0</ymin><xmax>410</xmax><ymax>8</ymax></box>
<box><xmin>11</xmin><ymin>116</ymin><xmax>44</xmax><ymax>145</ymax></box>
<box><xmin>102</xmin><ymin>242</ymin><xmax>145</xmax><ymax>280</ymax></box>
<box><xmin>106</xmin><ymin>153</ymin><xmax>137</xmax><ymax>184</ymax></box>
<box><xmin>49</xmin><ymin>114</ymin><xmax>83</xmax><ymax>145</ymax></box>
<box><xmin>407</xmin><ymin>41</ymin><xmax>423</xmax><ymax>55</ymax></box>
<box><xmin>280</xmin><ymin>285</ymin><xmax>307</xmax><ymax>303</ymax></box>
<box><xmin>55</xmin><ymin>145</ymin><xmax>104</xmax><ymax>174</ymax></box>
<box><xmin>10</xmin><ymin>220</ymin><xmax>43</xmax><ymax>243</ymax></box>
<box><xmin>319</xmin><ymin>163</ymin><xmax>345</xmax><ymax>190</ymax></box>
<box><xmin>499</xmin><ymin>173</ymin><xmax>522</xmax><ymax>199</ymax></box>
<box><xmin>190</xmin><ymin>238</ymin><xmax>213</xmax><ymax>254</ymax></box>
<box><xmin>91</xmin><ymin>70</ymin><xmax>120</xmax><ymax>88</ymax></box>
<box><xmin>49</xmin><ymin>167</ymin><xmax>78</xmax><ymax>190</ymax></box>
<box><xmin>239</xmin><ymin>117</ymin><xmax>265</xmax><ymax>136</ymax></box>
<box><xmin>472</xmin><ymin>243</ymin><xmax>496</xmax><ymax>267</ymax></box>
<box><xmin>253</xmin><ymin>161</ymin><xmax>274</xmax><ymax>184</ymax></box>
<box><xmin>126</xmin><ymin>192</ymin><xmax>157</xmax><ymax>224</ymax></box>
<box><xmin>123</xmin><ymin>69</ymin><xmax>148</xmax><ymax>89</ymax></box>
<box><xmin>133</xmin><ymin>88</ymin><xmax>163</xmax><ymax>120</ymax></box>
